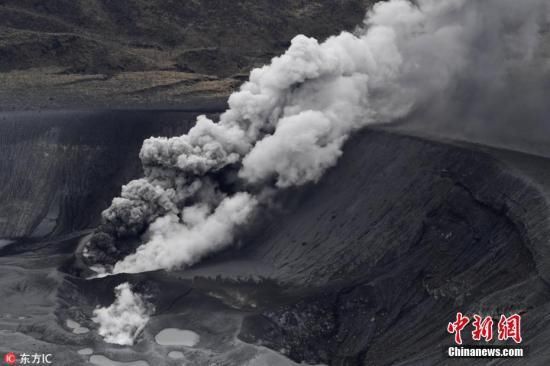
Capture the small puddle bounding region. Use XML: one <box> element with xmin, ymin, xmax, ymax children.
<box><xmin>89</xmin><ymin>355</ymin><xmax>149</xmax><ymax>366</ymax></box>
<box><xmin>168</xmin><ymin>351</ymin><xmax>185</xmax><ymax>359</ymax></box>
<box><xmin>73</xmin><ymin>327</ymin><xmax>90</xmax><ymax>334</ymax></box>
<box><xmin>66</xmin><ymin>319</ymin><xmax>90</xmax><ymax>334</ymax></box>
<box><xmin>78</xmin><ymin>348</ymin><xmax>93</xmax><ymax>355</ymax></box>
<box><xmin>155</xmin><ymin>328</ymin><xmax>200</xmax><ymax>347</ymax></box>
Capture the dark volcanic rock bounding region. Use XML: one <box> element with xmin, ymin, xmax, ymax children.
<box><xmin>191</xmin><ymin>130</ymin><xmax>550</xmax><ymax>365</ymax></box>
<box><xmin>240</xmin><ymin>173</ymin><xmax>541</xmax><ymax>364</ymax></box>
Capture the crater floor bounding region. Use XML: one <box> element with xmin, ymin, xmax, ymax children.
<box><xmin>1</xmin><ymin>111</ymin><xmax>550</xmax><ymax>365</ymax></box>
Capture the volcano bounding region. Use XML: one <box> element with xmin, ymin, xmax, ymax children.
<box><xmin>1</xmin><ymin>0</ymin><xmax>550</xmax><ymax>365</ymax></box>
<box><xmin>1</xmin><ymin>108</ymin><xmax>549</xmax><ymax>365</ymax></box>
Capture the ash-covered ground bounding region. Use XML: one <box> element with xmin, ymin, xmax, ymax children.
<box><xmin>2</xmin><ymin>109</ymin><xmax>550</xmax><ymax>365</ymax></box>
<box><xmin>1</xmin><ymin>1</ymin><xmax>550</xmax><ymax>366</ymax></box>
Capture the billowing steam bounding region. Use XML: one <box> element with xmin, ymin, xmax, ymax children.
<box><xmin>92</xmin><ymin>283</ymin><xmax>153</xmax><ymax>345</ymax></box>
<box><xmin>87</xmin><ymin>0</ymin><xmax>548</xmax><ymax>275</ymax></box>
<box><xmin>113</xmin><ymin>192</ymin><xmax>257</xmax><ymax>273</ymax></box>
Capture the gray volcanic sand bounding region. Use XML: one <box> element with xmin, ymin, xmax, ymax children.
<box><xmin>0</xmin><ymin>110</ymin><xmax>550</xmax><ymax>365</ymax></box>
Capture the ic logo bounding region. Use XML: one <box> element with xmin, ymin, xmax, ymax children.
<box><xmin>3</xmin><ymin>352</ymin><xmax>16</xmax><ymax>365</ymax></box>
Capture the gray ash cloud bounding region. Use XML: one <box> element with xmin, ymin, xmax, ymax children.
<box><xmin>85</xmin><ymin>0</ymin><xmax>549</xmax><ymax>275</ymax></box>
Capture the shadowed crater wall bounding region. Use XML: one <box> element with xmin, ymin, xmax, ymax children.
<box><xmin>0</xmin><ymin>106</ymin><xmax>224</xmax><ymax>238</ymax></box>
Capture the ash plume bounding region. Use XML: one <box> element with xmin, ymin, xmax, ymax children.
<box><xmin>113</xmin><ymin>192</ymin><xmax>257</xmax><ymax>273</ymax></box>
<box><xmin>92</xmin><ymin>283</ymin><xmax>153</xmax><ymax>345</ymax></box>
<box><xmin>86</xmin><ymin>0</ymin><xmax>548</xmax><ymax>275</ymax></box>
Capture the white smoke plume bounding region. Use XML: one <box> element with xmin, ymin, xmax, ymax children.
<box><xmin>113</xmin><ymin>192</ymin><xmax>257</xmax><ymax>273</ymax></box>
<box><xmin>91</xmin><ymin>0</ymin><xmax>548</xmax><ymax>274</ymax></box>
<box><xmin>92</xmin><ymin>283</ymin><xmax>154</xmax><ymax>345</ymax></box>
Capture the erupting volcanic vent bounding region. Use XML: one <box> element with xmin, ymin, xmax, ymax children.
<box><xmin>83</xmin><ymin>0</ymin><xmax>549</xmax><ymax>345</ymax></box>
<box><xmin>87</xmin><ymin>0</ymin><xmax>548</xmax><ymax>275</ymax></box>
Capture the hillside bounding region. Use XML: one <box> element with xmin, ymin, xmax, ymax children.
<box><xmin>0</xmin><ymin>0</ymin><xmax>371</xmax><ymax>110</ymax></box>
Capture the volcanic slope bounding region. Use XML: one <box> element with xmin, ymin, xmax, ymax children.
<box><xmin>0</xmin><ymin>115</ymin><xmax>549</xmax><ymax>365</ymax></box>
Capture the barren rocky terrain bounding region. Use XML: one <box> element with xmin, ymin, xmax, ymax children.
<box><xmin>1</xmin><ymin>1</ymin><xmax>550</xmax><ymax>365</ymax></box>
<box><xmin>0</xmin><ymin>0</ymin><xmax>372</xmax><ymax>110</ymax></box>
<box><xmin>2</xmin><ymin>110</ymin><xmax>550</xmax><ymax>365</ymax></box>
